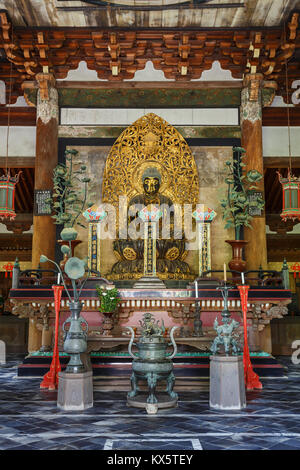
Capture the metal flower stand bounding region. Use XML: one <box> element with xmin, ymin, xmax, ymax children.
<box><xmin>40</xmin><ymin>253</ymin><xmax>93</xmax><ymax>411</ymax></box>
<box><xmin>58</xmin><ymin>298</ymin><xmax>93</xmax><ymax>411</ymax></box>
<box><xmin>209</xmin><ymin>284</ymin><xmax>246</xmax><ymax>410</ymax></box>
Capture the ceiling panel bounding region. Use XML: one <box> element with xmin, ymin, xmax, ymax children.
<box><xmin>0</xmin><ymin>0</ymin><xmax>297</xmax><ymax>28</ymax></box>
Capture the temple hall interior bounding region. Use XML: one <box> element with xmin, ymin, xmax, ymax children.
<box><xmin>0</xmin><ymin>0</ymin><xmax>300</xmax><ymax>453</ymax></box>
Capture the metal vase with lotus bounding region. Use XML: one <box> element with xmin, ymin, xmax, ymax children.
<box><xmin>40</xmin><ymin>254</ymin><xmax>90</xmax><ymax>373</ymax></box>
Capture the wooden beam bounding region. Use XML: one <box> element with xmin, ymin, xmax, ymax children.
<box><xmin>267</xmin><ymin>234</ymin><xmax>300</xmax><ymax>262</ymax></box>
<box><xmin>23</xmin><ymin>80</ymin><xmax>243</xmax><ymax>90</ymax></box>
<box><xmin>0</xmin><ymin>157</ymin><xmax>35</xmax><ymax>168</ymax></box>
<box><xmin>262</xmin><ymin>107</ymin><xmax>300</xmax><ymax>126</ymax></box>
<box><xmin>0</xmin><ymin>107</ymin><xmax>36</xmax><ymax>126</ymax></box>
<box><xmin>0</xmin><ymin>251</ymin><xmax>32</xmax><ymax>262</ymax></box>
<box><xmin>0</xmin><ymin>233</ymin><xmax>32</xmax><ymax>262</ymax></box>
<box><xmin>264</xmin><ymin>157</ymin><xmax>300</xmax><ymax>168</ymax></box>
<box><xmin>26</xmin><ymin>86</ymin><xmax>242</xmax><ymax>108</ymax></box>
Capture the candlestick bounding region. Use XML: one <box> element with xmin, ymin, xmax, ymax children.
<box><xmin>223</xmin><ymin>263</ymin><xmax>227</xmax><ymax>282</ymax></box>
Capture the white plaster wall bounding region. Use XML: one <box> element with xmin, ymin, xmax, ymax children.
<box><xmin>57</xmin><ymin>59</ymin><xmax>242</xmax><ymax>83</ymax></box>
<box><xmin>262</xmin><ymin>127</ymin><xmax>300</xmax><ymax>157</ymax></box>
<box><xmin>0</xmin><ymin>127</ymin><xmax>36</xmax><ymax>156</ymax></box>
<box><xmin>8</xmin><ymin>96</ymin><xmax>28</xmax><ymax>107</ymax></box>
<box><xmin>270</xmin><ymin>96</ymin><xmax>295</xmax><ymax>107</ymax></box>
<box><xmin>60</xmin><ymin>107</ymin><xmax>239</xmax><ymax>126</ymax></box>
<box><xmin>57</xmin><ymin>61</ymin><xmax>102</xmax><ymax>81</ymax></box>
<box><xmin>0</xmin><ymin>81</ymin><xmax>29</xmax><ymax>106</ymax></box>
<box><xmin>126</xmin><ymin>61</ymin><xmax>172</xmax><ymax>81</ymax></box>
<box><xmin>270</xmin><ymin>80</ymin><xmax>299</xmax><ymax>107</ymax></box>
<box><xmin>194</xmin><ymin>60</ymin><xmax>241</xmax><ymax>82</ymax></box>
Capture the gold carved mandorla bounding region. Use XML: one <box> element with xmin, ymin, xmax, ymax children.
<box><xmin>102</xmin><ymin>113</ymin><xmax>199</xmax><ymax>206</ymax></box>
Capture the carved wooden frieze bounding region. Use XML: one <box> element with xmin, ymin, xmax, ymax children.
<box><xmin>0</xmin><ymin>10</ymin><xmax>298</xmax><ymax>104</ymax></box>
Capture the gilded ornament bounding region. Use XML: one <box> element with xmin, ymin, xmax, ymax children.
<box><xmin>113</xmin><ymin>250</ymin><xmax>122</xmax><ymax>261</ymax></box>
<box><xmin>102</xmin><ymin>113</ymin><xmax>199</xmax><ymax>209</ymax></box>
<box><xmin>123</xmin><ymin>247</ymin><xmax>137</xmax><ymax>261</ymax></box>
<box><xmin>165</xmin><ymin>247</ymin><xmax>180</xmax><ymax>261</ymax></box>
<box><xmin>181</xmin><ymin>250</ymin><xmax>188</xmax><ymax>261</ymax></box>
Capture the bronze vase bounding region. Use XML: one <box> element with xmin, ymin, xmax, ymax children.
<box><xmin>225</xmin><ymin>240</ymin><xmax>248</xmax><ymax>273</ymax></box>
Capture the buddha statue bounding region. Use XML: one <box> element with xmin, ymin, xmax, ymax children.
<box><xmin>110</xmin><ymin>167</ymin><xmax>193</xmax><ymax>280</ymax></box>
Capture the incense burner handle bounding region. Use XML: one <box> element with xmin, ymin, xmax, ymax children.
<box><xmin>166</xmin><ymin>326</ymin><xmax>179</xmax><ymax>359</ymax></box>
<box><xmin>126</xmin><ymin>326</ymin><xmax>139</xmax><ymax>359</ymax></box>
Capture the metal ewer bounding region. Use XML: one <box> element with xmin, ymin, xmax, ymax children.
<box><xmin>39</xmin><ymin>253</ymin><xmax>90</xmax><ymax>374</ymax></box>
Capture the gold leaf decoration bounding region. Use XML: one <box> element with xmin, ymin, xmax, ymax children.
<box><xmin>102</xmin><ymin>113</ymin><xmax>199</xmax><ymax>207</ymax></box>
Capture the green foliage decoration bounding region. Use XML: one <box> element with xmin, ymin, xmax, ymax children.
<box><xmin>220</xmin><ymin>146</ymin><xmax>265</xmax><ymax>240</ymax></box>
<box><xmin>45</xmin><ymin>149</ymin><xmax>95</xmax><ymax>230</ymax></box>
<box><xmin>96</xmin><ymin>286</ymin><xmax>120</xmax><ymax>313</ymax></box>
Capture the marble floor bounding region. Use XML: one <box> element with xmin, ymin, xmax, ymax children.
<box><xmin>0</xmin><ymin>354</ymin><xmax>300</xmax><ymax>450</ymax></box>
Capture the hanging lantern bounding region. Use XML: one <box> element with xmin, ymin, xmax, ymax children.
<box><xmin>291</xmin><ymin>262</ymin><xmax>300</xmax><ymax>279</ymax></box>
<box><xmin>0</xmin><ymin>10</ymin><xmax>21</xmax><ymax>221</ymax></box>
<box><xmin>277</xmin><ymin>22</ymin><xmax>300</xmax><ymax>223</ymax></box>
<box><xmin>3</xmin><ymin>262</ymin><xmax>13</xmax><ymax>278</ymax></box>
<box><xmin>277</xmin><ymin>171</ymin><xmax>300</xmax><ymax>222</ymax></box>
<box><xmin>0</xmin><ymin>171</ymin><xmax>21</xmax><ymax>221</ymax></box>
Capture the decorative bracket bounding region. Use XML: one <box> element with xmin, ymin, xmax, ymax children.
<box><xmin>35</xmin><ymin>72</ymin><xmax>56</xmax><ymax>101</ymax></box>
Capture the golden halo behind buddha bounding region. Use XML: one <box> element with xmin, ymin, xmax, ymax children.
<box><xmin>102</xmin><ymin>113</ymin><xmax>199</xmax><ymax>206</ymax></box>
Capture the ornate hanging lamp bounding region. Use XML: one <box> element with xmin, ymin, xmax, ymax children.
<box><xmin>278</xmin><ymin>172</ymin><xmax>300</xmax><ymax>222</ymax></box>
<box><xmin>277</xmin><ymin>23</ymin><xmax>300</xmax><ymax>222</ymax></box>
<box><xmin>0</xmin><ymin>8</ymin><xmax>21</xmax><ymax>221</ymax></box>
<box><xmin>0</xmin><ymin>171</ymin><xmax>21</xmax><ymax>220</ymax></box>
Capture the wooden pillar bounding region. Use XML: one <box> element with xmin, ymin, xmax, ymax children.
<box><xmin>240</xmin><ymin>74</ymin><xmax>267</xmax><ymax>270</ymax></box>
<box><xmin>32</xmin><ymin>74</ymin><xmax>58</xmax><ymax>268</ymax></box>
